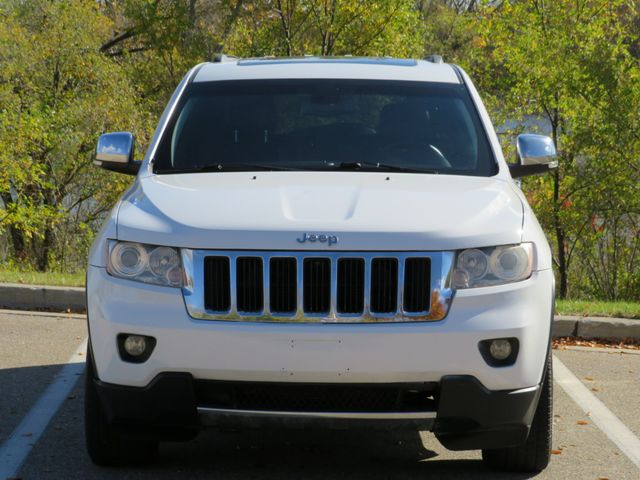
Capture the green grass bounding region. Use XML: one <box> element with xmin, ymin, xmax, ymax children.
<box><xmin>556</xmin><ymin>299</ymin><xmax>640</xmax><ymax>320</ymax></box>
<box><xmin>0</xmin><ymin>270</ymin><xmax>85</xmax><ymax>287</ymax></box>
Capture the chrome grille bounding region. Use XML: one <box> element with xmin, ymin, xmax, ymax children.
<box><xmin>182</xmin><ymin>250</ymin><xmax>455</xmax><ymax>323</ymax></box>
<box><xmin>403</xmin><ymin>258</ymin><xmax>431</xmax><ymax>312</ymax></box>
<box><xmin>370</xmin><ymin>258</ymin><xmax>399</xmax><ymax>313</ymax></box>
<box><xmin>337</xmin><ymin>258</ymin><xmax>365</xmax><ymax>314</ymax></box>
<box><xmin>236</xmin><ymin>257</ymin><xmax>263</xmax><ymax>313</ymax></box>
<box><xmin>269</xmin><ymin>257</ymin><xmax>296</xmax><ymax>314</ymax></box>
<box><xmin>303</xmin><ymin>258</ymin><xmax>331</xmax><ymax>314</ymax></box>
<box><xmin>203</xmin><ymin>257</ymin><xmax>230</xmax><ymax>311</ymax></box>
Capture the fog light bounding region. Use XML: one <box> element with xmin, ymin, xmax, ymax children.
<box><xmin>479</xmin><ymin>338</ymin><xmax>518</xmax><ymax>367</ymax></box>
<box><xmin>117</xmin><ymin>333</ymin><xmax>156</xmax><ymax>363</ymax></box>
<box><xmin>123</xmin><ymin>335</ymin><xmax>147</xmax><ymax>356</ymax></box>
<box><xmin>489</xmin><ymin>339</ymin><xmax>512</xmax><ymax>360</ymax></box>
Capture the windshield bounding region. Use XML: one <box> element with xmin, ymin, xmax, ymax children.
<box><xmin>153</xmin><ymin>79</ymin><xmax>496</xmax><ymax>176</ymax></box>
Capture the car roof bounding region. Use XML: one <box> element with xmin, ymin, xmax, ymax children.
<box><xmin>193</xmin><ymin>57</ymin><xmax>461</xmax><ymax>84</ymax></box>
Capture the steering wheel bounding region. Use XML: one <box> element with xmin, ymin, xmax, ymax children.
<box><xmin>380</xmin><ymin>142</ymin><xmax>451</xmax><ymax>168</ymax></box>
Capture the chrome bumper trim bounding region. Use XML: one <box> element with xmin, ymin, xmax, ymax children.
<box><xmin>197</xmin><ymin>406</ymin><xmax>437</xmax><ymax>422</ymax></box>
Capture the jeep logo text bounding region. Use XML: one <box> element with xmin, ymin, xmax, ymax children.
<box><xmin>296</xmin><ymin>233</ymin><xmax>339</xmax><ymax>246</ymax></box>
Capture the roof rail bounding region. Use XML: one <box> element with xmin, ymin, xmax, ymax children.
<box><xmin>212</xmin><ymin>54</ymin><xmax>238</xmax><ymax>63</ymax></box>
<box><xmin>424</xmin><ymin>55</ymin><xmax>444</xmax><ymax>64</ymax></box>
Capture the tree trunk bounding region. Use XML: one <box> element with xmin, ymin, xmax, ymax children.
<box><xmin>34</xmin><ymin>226</ymin><xmax>55</xmax><ymax>272</ymax></box>
<box><xmin>553</xmin><ymin>168</ymin><xmax>568</xmax><ymax>298</ymax></box>
<box><xmin>214</xmin><ymin>0</ymin><xmax>244</xmax><ymax>53</ymax></box>
<box><xmin>0</xmin><ymin>192</ymin><xmax>30</xmax><ymax>265</ymax></box>
<box><xmin>548</xmin><ymin>105</ymin><xmax>567</xmax><ymax>298</ymax></box>
<box><xmin>8</xmin><ymin>225</ymin><xmax>28</xmax><ymax>264</ymax></box>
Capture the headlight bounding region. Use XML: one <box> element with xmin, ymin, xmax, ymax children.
<box><xmin>452</xmin><ymin>243</ymin><xmax>533</xmax><ymax>289</ymax></box>
<box><xmin>107</xmin><ymin>241</ymin><xmax>183</xmax><ymax>287</ymax></box>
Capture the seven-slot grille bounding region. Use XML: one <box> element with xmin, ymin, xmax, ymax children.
<box><xmin>203</xmin><ymin>254</ymin><xmax>432</xmax><ymax>319</ymax></box>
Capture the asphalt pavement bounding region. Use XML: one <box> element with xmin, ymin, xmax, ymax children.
<box><xmin>1</xmin><ymin>310</ymin><xmax>639</xmax><ymax>479</ymax></box>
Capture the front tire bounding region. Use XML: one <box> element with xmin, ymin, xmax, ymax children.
<box><xmin>84</xmin><ymin>348</ymin><xmax>158</xmax><ymax>466</ymax></box>
<box><xmin>482</xmin><ymin>350</ymin><xmax>553</xmax><ymax>472</ymax></box>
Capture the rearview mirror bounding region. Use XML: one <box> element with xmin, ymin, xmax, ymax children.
<box><xmin>94</xmin><ymin>132</ymin><xmax>140</xmax><ymax>175</ymax></box>
<box><xmin>509</xmin><ymin>134</ymin><xmax>558</xmax><ymax>178</ymax></box>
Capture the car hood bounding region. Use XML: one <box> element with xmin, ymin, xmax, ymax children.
<box><xmin>116</xmin><ymin>172</ymin><xmax>523</xmax><ymax>251</ymax></box>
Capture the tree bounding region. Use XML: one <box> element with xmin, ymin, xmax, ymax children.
<box><xmin>99</xmin><ymin>1</ymin><xmax>240</xmax><ymax>112</ymax></box>
<box><xmin>0</xmin><ymin>0</ymin><xmax>146</xmax><ymax>270</ymax></box>
<box><xmin>225</xmin><ymin>0</ymin><xmax>425</xmax><ymax>58</ymax></box>
<box><xmin>463</xmin><ymin>0</ymin><xmax>640</xmax><ymax>299</ymax></box>
<box><xmin>1</xmin><ymin>0</ymin><xmax>638</xmax><ymax>304</ymax></box>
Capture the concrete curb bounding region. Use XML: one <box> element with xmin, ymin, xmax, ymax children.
<box><xmin>0</xmin><ymin>283</ymin><xmax>85</xmax><ymax>312</ymax></box>
<box><xmin>0</xmin><ymin>283</ymin><xmax>638</xmax><ymax>339</ymax></box>
<box><xmin>0</xmin><ymin>308</ymin><xmax>86</xmax><ymax>320</ymax></box>
<box><xmin>553</xmin><ymin>315</ymin><xmax>640</xmax><ymax>340</ymax></box>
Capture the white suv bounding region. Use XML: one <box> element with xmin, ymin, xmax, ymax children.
<box><xmin>85</xmin><ymin>56</ymin><xmax>557</xmax><ymax>472</ymax></box>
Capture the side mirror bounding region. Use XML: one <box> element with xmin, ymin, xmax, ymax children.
<box><xmin>94</xmin><ymin>132</ymin><xmax>140</xmax><ymax>175</ymax></box>
<box><xmin>509</xmin><ymin>134</ymin><xmax>558</xmax><ymax>178</ymax></box>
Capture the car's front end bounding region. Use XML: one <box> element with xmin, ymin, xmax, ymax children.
<box><xmin>85</xmin><ymin>57</ymin><xmax>557</xmax><ymax>471</ymax></box>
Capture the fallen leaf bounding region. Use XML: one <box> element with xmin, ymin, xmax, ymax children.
<box><xmin>584</xmin><ymin>376</ymin><xmax>594</xmax><ymax>381</ymax></box>
<box><xmin>591</xmin><ymin>387</ymin><xmax>599</xmax><ymax>392</ymax></box>
<box><xmin>577</xmin><ymin>420</ymin><xmax>589</xmax><ymax>425</ymax></box>
<box><xmin>553</xmin><ymin>337</ymin><xmax>640</xmax><ymax>350</ymax></box>
<box><xmin>598</xmin><ymin>477</ymin><xmax>609</xmax><ymax>480</ymax></box>
<box><xmin>551</xmin><ymin>449</ymin><xmax>563</xmax><ymax>455</ymax></box>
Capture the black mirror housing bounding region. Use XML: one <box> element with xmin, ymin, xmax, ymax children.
<box><xmin>509</xmin><ymin>162</ymin><xmax>557</xmax><ymax>178</ymax></box>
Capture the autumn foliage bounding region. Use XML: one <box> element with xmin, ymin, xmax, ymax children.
<box><xmin>0</xmin><ymin>1</ymin><xmax>638</xmax><ymax>301</ymax></box>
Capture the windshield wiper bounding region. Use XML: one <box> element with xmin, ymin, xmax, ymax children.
<box><xmin>155</xmin><ymin>163</ymin><xmax>299</xmax><ymax>174</ymax></box>
<box><xmin>213</xmin><ymin>163</ymin><xmax>301</xmax><ymax>172</ymax></box>
<box><xmin>156</xmin><ymin>162</ymin><xmax>438</xmax><ymax>175</ymax></box>
<box><xmin>337</xmin><ymin>162</ymin><xmax>439</xmax><ymax>174</ymax></box>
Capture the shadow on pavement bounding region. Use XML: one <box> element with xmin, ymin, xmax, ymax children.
<box><xmin>0</xmin><ymin>363</ymin><xmax>70</xmax><ymax>445</ymax></box>
<box><xmin>13</xmin><ymin>370</ymin><xmax>540</xmax><ymax>480</ymax></box>
<box><xmin>142</xmin><ymin>428</ymin><xmax>539</xmax><ymax>479</ymax></box>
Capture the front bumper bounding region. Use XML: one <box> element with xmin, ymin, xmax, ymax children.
<box><xmin>87</xmin><ymin>266</ymin><xmax>553</xmax><ymax>391</ymax></box>
<box><xmin>93</xmin><ymin>372</ymin><xmax>541</xmax><ymax>449</ymax></box>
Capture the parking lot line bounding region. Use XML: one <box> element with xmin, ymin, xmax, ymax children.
<box><xmin>553</xmin><ymin>354</ymin><xmax>640</xmax><ymax>470</ymax></box>
<box><xmin>0</xmin><ymin>338</ymin><xmax>87</xmax><ymax>479</ymax></box>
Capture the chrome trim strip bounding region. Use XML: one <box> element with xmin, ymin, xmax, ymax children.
<box><xmin>197</xmin><ymin>406</ymin><xmax>437</xmax><ymax>421</ymax></box>
<box><xmin>181</xmin><ymin>250</ymin><xmax>455</xmax><ymax>323</ymax></box>
<box><xmin>396</xmin><ymin>257</ymin><xmax>405</xmax><ymax>316</ymax></box>
<box><xmin>329</xmin><ymin>256</ymin><xmax>338</xmax><ymax>319</ymax></box>
<box><xmin>363</xmin><ymin>256</ymin><xmax>372</xmax><ymax>317</ymax></box>
<box><xmin>228</xmin><ymin>255</ymin><xmax>238</xmax><ymax>316</ymax></box>
<box><xmin>508</xmin><ymin>385</ymin><xmax>540</xmax><ymax>395</ymax></box>
<box><xmin>262</xmin><ymin>256</ymin><xmax>271</xmax><ymax>316</ymax></box>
